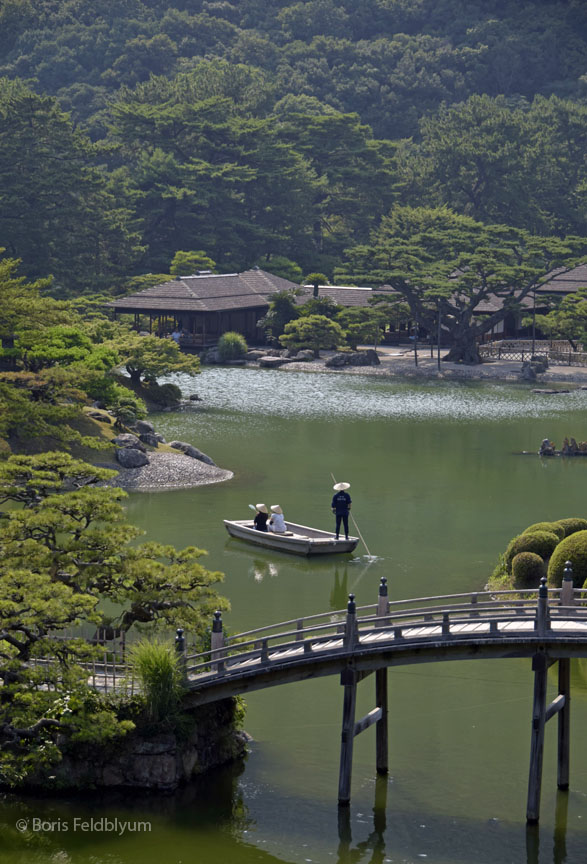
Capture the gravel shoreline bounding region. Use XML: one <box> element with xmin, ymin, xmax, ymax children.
<box><xmin>279</xmin><ymin>349</ymin><xmax>587</xmax><ymax>385</ymax></box>
<box><xmin>98</xmin><ymin>452</ymin><xmax>233</xmax><ymax>492</ymax></box>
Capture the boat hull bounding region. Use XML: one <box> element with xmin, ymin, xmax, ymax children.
<box><xmin>223</xmin><ymin>519</ymin><xmax>359</xmax><ymax>556</ymax></box>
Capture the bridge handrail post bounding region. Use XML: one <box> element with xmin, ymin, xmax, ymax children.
<box><xmin>376</xmin><ymin>578</ymin><xmax>389</xmax><ymax>627</ymax></box>
<box><xmin>560</xmin><ymin>561</ymin><xmax>574</xmax><ymax>607</ymax></box>
<box><xmin>175</xmin><ymin>627</ymin><xmax>187</xmax><ymax>683</ymax></box>
<box><xmin>344</xmin><ymin>594</ymin><xmax>358</xmax><ymax>648</ymax></box>
<box><xmin>211</xmin><ymin>611</ymin><xmax>225</xmax><ymax>673</ymax></box>
<box><xmin>535</xmin><ymin>577</ymin><xmax>550</xmax><ymax>635</ymax></box>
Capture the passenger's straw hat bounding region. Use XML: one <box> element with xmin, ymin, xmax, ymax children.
<box><xmin>333</xmin><ymin>482</ymin><xmax>350</xmax><ymax>491</ymax></box>
<box><xmin>255</xmin><ymin>503</ymin><xmax>268</xmax><ymax>513</ymax></box>
<box><xmin>270</xmin><ymin>505</ymin><xmax>283</xmax><ymax>514</ymax></box>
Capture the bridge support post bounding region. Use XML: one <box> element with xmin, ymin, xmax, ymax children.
<box><xmin>339</xmin><ymin>595</ymin><xmax>358</xmax><ymax>805</ymax></box>
<box><xmin>338</xmin><ymin>666</ymin><xmax>357</xmax><ymax>806</ymax></box>
<box><xmin>375</xmin><ymin>668</ymin><xmax>388</xmax><ymax>774</ymax></box>
<box><xmin>557</xmin><ymin>658</ymin><xmax>570</xmax><ymax>790</ymax></box>
<box><xmin>527</xmin><ymin>651</ymin><xmax>548</xmax><ymax>823</ymax></box>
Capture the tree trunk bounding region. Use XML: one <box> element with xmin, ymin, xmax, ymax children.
<box><xmin>443</xmin><ymin>338</ymin><xmax>482</xmax><ymax>364</ymax></box>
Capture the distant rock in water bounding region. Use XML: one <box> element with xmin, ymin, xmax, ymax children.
<box><xmin>169</xmin><ymin>441</ymin><xmax>216</xmax><ymax>465</ymax></box>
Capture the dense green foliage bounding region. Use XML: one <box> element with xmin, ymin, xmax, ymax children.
<box><xmin>557</xmin><ymin>517</ymin><xmax>587</xmax><ymax>537</ymax></box>
<box><xmin>129</xmin><ymin>639</ymin><xmax>185</xmax><ymax>725</ymax></box>
<box><xmin>511</xmin><ymin>552</ymin><xmax>545</xmax><ymax>589</ymax></box>
<box><xmin>523</xmin><ymin>521</ymin><xmax>565</xmax><ymax>541</ymax></box>
<box><xmin>338</xmin><ymin>207</ymin><xmax>584</xmax><ymax>363</ymax></box>
<box><xmin>490</xmin><ymin>516</ymin><xmax>587</xmax><ymax>590</ymax></box>
<box><xmin>548</xmin><ymin>530</ymin><xmax>587</xmax><ymax>587</ymax></box>
<box><xmin>0</xmin><ymin>1</ymin><xmax>583</xmax><ymax>293</ymax></box>
<box><xmin>217</xmin><ymin>331</ymin><xmax>248</xmax><ymax>362</ymax></box>
<box><xmin>280</xmin><ymin>314</ymin><xmax>346</xmax><ymax>356</ymax></box>
<box><xmin>0</xmin><ymin>453</ymin><xmax>228</xmax><ymax>785</ymax></box>
<box><xmin>504</xmin><ymin>530</ymin><xmax>560</xmax><ymax>573</ymax></box>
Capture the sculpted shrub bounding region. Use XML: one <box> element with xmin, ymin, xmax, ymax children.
<box><xmin>547</xmin><ymin>530</ymin><xmax>587</xmax><ymax>587</ymax></box>
<box><xmin>556</xmin><ymin>518</ymin><xmax>587</xmax><ymax>537</ymax></box>
<box><xmin>523</xmin><ymin>521</ymin><xmax>565</xmax><ymax>541</ymax></box>
<box><xmin>511</xmin><ymin>552</ymin><xmax>545</xmax><ymax>588</ymax></box>
<box><xmin>504</xmin><ymin>530</ymin><xmax>560</xmax><ymax>572</ymax></box>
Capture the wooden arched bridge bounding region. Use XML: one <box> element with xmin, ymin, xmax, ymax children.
<box><xmin>80</xmin><ymin>565</ymin><xmax>587</xmax><ymax>824</ymax></box>
<box><xmin>175</xmin><ymin>565</ymin><xmax>587</xmax><ymax>824</ymax></box>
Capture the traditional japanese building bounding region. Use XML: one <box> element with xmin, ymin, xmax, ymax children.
<box><xmin>107</xmin><ymin>268</ymin><xmax>300</xmax><ymax>349</ymax></box>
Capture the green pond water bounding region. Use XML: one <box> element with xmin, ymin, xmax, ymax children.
<box><xmin>4</xmin><ymin>367</ymin><xmax>587</xmax><ymax>864</ymax></box>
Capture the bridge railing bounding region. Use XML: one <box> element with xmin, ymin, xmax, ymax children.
<box><xmin>183</xmin><ymin>576</ymin><xmax>587</xmax><ymax>681</ymax></box>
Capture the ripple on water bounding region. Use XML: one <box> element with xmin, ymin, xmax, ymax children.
<box><xmin>165</xmin><ymin>367</ymin><xmax>587</xmax><ymax>422</ymax></box>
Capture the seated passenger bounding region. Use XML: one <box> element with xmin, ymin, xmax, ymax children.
<box><xmin>268</xmin><ymin>504</ymin><xmax>286</xmax><ymax>533</ymax></box>
<box><xmin>253</xmin><ymin>503</ymin><xmax>269</xmax><ymax>531</ymax></box>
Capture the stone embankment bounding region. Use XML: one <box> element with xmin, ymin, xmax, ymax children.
<box><xmin>44</xmin><ymin>699</ymin><xmax>248</xmax><ymax>792</ymax></box>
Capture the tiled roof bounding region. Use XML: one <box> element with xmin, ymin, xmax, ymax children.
<box><xmin>108</xmin><ymin>269</ymin><xmax>299</xmax><ymax>314</ymax></box>
<box><xmin>297</xmin><ymin>285</ymin><xmax>377</xmax><ymax>307</ymax></box>
<box><xmin>536</xmin><ymin>263</ymin><xmax>587</xmax><ymax>295</ymax></box>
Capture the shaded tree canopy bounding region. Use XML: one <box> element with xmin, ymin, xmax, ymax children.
<box><xmin>338</xmin><ymin>206</ymin><xmax>586</xmax><ymax>363</ymax></box>
<box><xmin>0</xmin><ymin>453</ymin><xmax>228</xmax><ymax>786</ymax></box>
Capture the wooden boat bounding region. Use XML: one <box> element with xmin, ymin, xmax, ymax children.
<box><xmin>223</xmin><ymin>519</ymin><xmax>359</xmax><ymax>556</ymax></box>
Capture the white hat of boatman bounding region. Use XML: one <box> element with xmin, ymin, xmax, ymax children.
<box><xmin>333</xmin><ymin>482</ymin><xmax>350</xmax><ymax>491</ymax></box>
<box><xmin>270</xmin><ymin>504</ymin><xmax>283</xmax><ymax>514</ymax></box>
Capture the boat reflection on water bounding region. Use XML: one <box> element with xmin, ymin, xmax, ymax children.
<box><xmin>250</xmin><ymin>559</ymin><xmax>279</xmax><ymax>582</ymax></box>
<box><xmin>222</xmin><ymin>542</ymin><xmax>357</xmax><ymax>604</ymax></box>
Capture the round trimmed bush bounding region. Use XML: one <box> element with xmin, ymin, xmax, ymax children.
<box><xmin>504</xmin><ymin>531</ymin><xmax>560</xmax><ymax>573</ymax></box>
<box><xmin>217</xmin><ymin>331</ymin><xmax>248</xmax><ymax>362</ymax></box>
<box><xmin>556</xmin><ymin>518</ymin><xmax>587</xmax><ymax>537</ymax></box>
<box><xmin>547</xmin><ymin>530</ymin><xmax>587</xmax><ymax>587</ymax></box>
<box><xmin>145</xmin><ymin>382</ymin><xmax>182</xmax><ymax>407</ymax></box>
<box><xmin>511</xmin><ymin>552</ymin><xmax>545</xmax><ymax>588</ymax></box>
<box><xmin>523</xmin><ymin>521</ymin><xmax>565</xmax><ymax>541</ymax></box>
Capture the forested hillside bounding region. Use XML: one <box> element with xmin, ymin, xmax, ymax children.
<box><xmin>0</xmin><ymin>0</ymin><xmax>585</xmax><ymax>292</ymax></box>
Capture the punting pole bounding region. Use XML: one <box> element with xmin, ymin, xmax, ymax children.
<box><xmin>331</xmin><ymin>472</ymin><xmax>373</xmax><ymax>557</ymax></box>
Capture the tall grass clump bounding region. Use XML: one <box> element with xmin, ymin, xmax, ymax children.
<box><xmin>129</xmin><ymin>639</ymin><xmax>185</xmax><ymax>724</ymax></box>
<box><xmin>217</xmin><ymin>331</ymin><xmax>247</xmax><ymax>361</ymax></box>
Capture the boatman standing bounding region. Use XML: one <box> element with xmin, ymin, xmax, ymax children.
<box><xmin>331</xmin><ymin>482</ymin><xmax>351</xmax><ymax>540</ymax></box>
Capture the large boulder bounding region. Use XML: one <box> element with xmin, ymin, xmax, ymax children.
<box><xmin>348</xmin><ymin>349</ymin><xmax>380</xmax><ymax>366</ymax></box>
<box><xmin>139</xmin><ymin>432</ymin><xmax>159</xmax><ymax>448</ymax></box>
<box><xmin>116</xmin><ymin>448</ymin><xmax>149</xmax><ymax>468</ymax></box>
<box><xmin>259</xmin><ymin>356</ymin><xmax>290</xmax><ymax>368</ymax></box>
<box><xmin>134</xmin><ymin>420</ymin><xmax>155</xmax><ymax>434</ymax></box>
<box><xmin>169</xmin><ymin>441</ymin><xmax>217</xmax><ymax>466</ymax></box>
<box><xmin>290</xmin><ymin>349</ymin><xmax>315</xmax><ymax>361</ymax></box>
<box><xmin>112</xmin><ymin>433</ymin><xmax>146</xmax><ymax>452</ymax></box>
<box><xmin>325</xmin><ymin>352</ymin><xmax>349</xmax><ymax>367</ymax></box>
